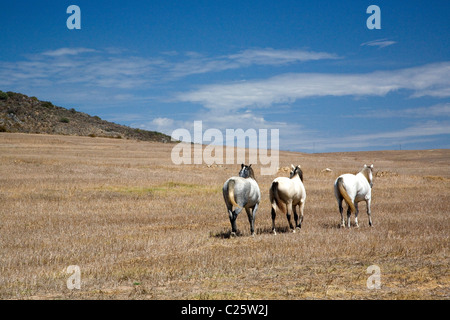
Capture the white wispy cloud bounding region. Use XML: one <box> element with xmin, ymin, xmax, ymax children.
<box><xmin>0</xmin><ymin>47</ymin><xmax>339</xmax><ymax>89</ymax></box>
<box><xmin>0</xmin><ymin>50</ymin><xmax>162</xmax><ymax>89</ymax></box>
<box><xmin>167</xmin><ymin>48</ymin><xmax>340</xmax><ymax>78</ymax></box>
<box><xmin>177</xmin><ymin>62</ymin><xmax>450</xmax><ymax>110</ymax></box>
<box><xmin>347</xmin><ymin>103</ymin><xmax>450</xmax><ymax>119</ymax></box>
<box><xmin>137</xmin><ymin>112</ymin><xmax>294</xmax><ymax>150</ymax></box>
<box><xmin>151</xmin><ymin>117</ymin><xmax>175</xmax><ymax>129</ymax></box>
<box><xmin>42</xmin><ymin>47</ymin><xmax>97</xmax><ymax>57</ymax></box>
<box><xmin>227</xmin><ymin>48</ymin><xmax>340</xmax><ymax>66</ymax></box>
<box><xmin>361</xmin><ymin>39</ymin><xmax>397</xmax><ymax>48</ymax></box>
<box><xmin>171</xmin><ymin>61</ymin><xmax>450</xmax><ymax>152</ymax></box>
<box><xmin>135</xmin><ymin>110</ymin><xmax>450</xmax><ymax>153</ymax></box>
<box><xmin>304</xmin><ymin>121</ymin><xmax>450</xmax><ymax>151</ymax></box>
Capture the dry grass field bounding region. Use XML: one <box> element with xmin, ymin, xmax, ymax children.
<box><xmin>0</xmin><ymin>132</ymin><xmax>448</xmax><ymax>300</ymax></box>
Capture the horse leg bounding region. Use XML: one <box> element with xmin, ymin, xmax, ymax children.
<box><xmin>271</xmin><ymin>206</ymin><xmax>277</xmax><ymax>235</ymax></box>
<box><xmin>366</xmin><ymin>199</ymin><xmax>373</xmax><ymax>227</ymax></box>
<box><xmin>246</xmin><ymin>205</ymin><xmax>257</xmax><ymax>237</ymax></box>
<box><xmin>229</xmin><ymin>206</ymin><xmax>243</xmax><ymax>237</ymax></box>
<box><xmin>338</xmin><ymin>198</ymin><xmax>345</xmax><ymax>228</ymax></box>
<box><xmin>228</xmin><ymin>209</ymin><xmax>236</xmax><ymax>236</ymax></box>
<box><xmin>355</xmin><ymin>202</ymin><xmax>359</xmax><ymax>228</ymax></box>
<box><xmin>346</xmin><ymin>206</ymin><xmax>351</xmax><ymax>228</ymax></box>
<box><xmin>293</xmin><ymin>205</ymin><xmax>299</xmax><ymax>230</ymax></box>
<box><xmin>293</xmin><ymin>203</ymin><xmax>304</xmax><ymax>230</ymax></box>
<box><xmin>252</xmin><ymin>203</ymin><xmax>259</xmax><ymax>236</ymax></box>
<box><xmin>297</xmin><ymin>201</ymin><xmax>305</xmax><ymax>229</ymax></box>
<box><xmin>286</xmin><ymin>201</ymin><xmax>295</xmax><ymax>232</ymax></box>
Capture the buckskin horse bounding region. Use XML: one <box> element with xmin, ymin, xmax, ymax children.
<box><xmin>270</xmin><ymin>164</ymin><xmax>306</xmax><ymax>234</ymax></box>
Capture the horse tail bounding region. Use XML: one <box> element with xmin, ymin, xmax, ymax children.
<box><xmin>337</xmin><ymin>177</ymin><xmax>355</xmax><ymax>213</ymax></box>
<box><xmin>227</xmin><ymin>179</ymin><xmax>241</xmax><ymax>208</ymax></box>
<box><xmin>270</xmin><ymin>181</ymin><xmax>286</xmax><ymax>214</ymax></box>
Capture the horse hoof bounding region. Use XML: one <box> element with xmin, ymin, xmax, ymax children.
<box><xmin>291</xmin><ymin>229</ymin><xmax>296</xmax><ymax>233</ymax></box>
<box><xmin>230</xmin><ymin>232</ymin><xmax>237</xmax><ymax>238</ymax></box>
<box><xmin>272</xmin><ymin>230</ymin><xmax>277</xmax><ymax>235</ymax></box>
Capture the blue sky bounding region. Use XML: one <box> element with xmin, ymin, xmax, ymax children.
<box><xmin>0</xmin><ymin>0</ymin><xmax>449</xmax><ymax>152</ymax></box>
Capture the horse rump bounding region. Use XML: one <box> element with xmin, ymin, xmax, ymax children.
<box><xmin>336</xmin><ymin>177</ymin><xmax>356</xmax><ymax>213</ymax></box>
<box><xmin>225</xmin><ymin>179</ymin><xmax>241</xmax><ymax>208</ymax></box>
<box><xmin>270</xmin><ymin>181</ymin><xmax>286</xmax><ymax>214</ymax></box>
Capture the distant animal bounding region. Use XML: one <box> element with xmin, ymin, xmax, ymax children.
<box><xmin>269</xmin><ymin>164</ymin><xmax>306</xmax><ymax>234</ymax></box>
<box><xmin>222</xmin><ymin>164</ymin><xmax>261</xmax><ymax>236</ymax></box>
<box><xmin>334</xmin><ymin>164</ymin><xmax>374</xmax><ymax>228</ymax></box>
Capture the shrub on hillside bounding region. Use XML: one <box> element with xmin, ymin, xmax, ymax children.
<box><xmin>41</xmin><ymin>101</ymin><xmax>54</xmax><ymax>108</ymax></box>
<box><xmin>6</xmin><ymin>91</ymin><xmax>20</xmax><ymax>99</ymax></box>
<box><xmin>0</xmin><ymin>91</ymin><xmax>8</xmax><ymax>100</ymax></box>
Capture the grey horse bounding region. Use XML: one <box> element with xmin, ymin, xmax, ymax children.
<box><xmin>222</xmin><ymin>164</ymin><xmax>261</xmax><ymax>236</ymax></box>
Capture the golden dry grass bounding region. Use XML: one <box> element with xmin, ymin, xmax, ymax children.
<box><xmin>0</xmin><ymin>133</ymin><xmax>448</xmax><ymax>299</ymax></box>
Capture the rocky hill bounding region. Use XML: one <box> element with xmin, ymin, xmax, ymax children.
<box><xmin>0</xmin><ymin>90</ymin><xmax>172</xmax><ymax>143</ymax></box>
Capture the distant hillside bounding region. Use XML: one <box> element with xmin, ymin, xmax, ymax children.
<box><xmin>0</xmin><ymin>90</ymin><xmax>172</xmax><ymax>143</ymax></box>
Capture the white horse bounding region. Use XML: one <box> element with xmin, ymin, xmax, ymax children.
<box><xmin>269</xmin><ymin>164</ymin><xmax>306</xmax><ymax>234</ymax></box>
<box><xmin>334</xmin><ymin>164</ymin><xmax>374</xmax><ymax>228</ymax></box>
<box><xmin>223</xmin><ymin>164</ymin><xmax>261</xmax><ymax>236</ymax></box>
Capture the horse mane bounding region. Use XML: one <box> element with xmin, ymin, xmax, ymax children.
<box><xmin>291</xmin><ymin>166</ymin><xmax>303</xmax><ymax>182</ymax></box>
<box><xmin>298</xmin><ymin>168</ymin><xmax>303</xmax><ymax>182</ymax></box>
<box><xmin>360</xmin><ymin>165</ymin><xmax>372</xmax><ymax>183</ymax></box>
<box><xmin>247</xmin><ymin>165</ymin><xmax>256</xmax><ymax>181</ymax></box>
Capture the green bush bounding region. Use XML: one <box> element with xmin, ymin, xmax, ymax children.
<box><xmin>41</xmin><ymin>101</ymin><xmax>54</xmax><ymax>108</ymax></box>
<box><xmin>0</xmin><ymin>91</ymin><xmax>8</xmax><ymax>100</ymax></box>
<box><xmin>60</xmin><ymin>117</ymin><xmax>70</xmax><ymax>123</ymax></box>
